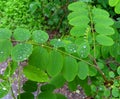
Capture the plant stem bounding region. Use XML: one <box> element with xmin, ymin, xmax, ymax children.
<box><xmin>18</xmin><ymin>65</ymin><xmax>21</xmax><ymax>99</ymax></box>
<box><xmin>11</xmin><ymin>86</ymin><xmax>16</xmax><ymax>99</ymax></box>
<box><xmin>93</xmin><ymin>58</ymin><xmax>108</xmax><ymax>82</ymax></box>
<box><xmin>88</xmin><ymin>5</ymin><xmax>96</xmax><ymax>58</ymax></box>
<box><xmin>41</xmin><ymin>44</ymin><xmax>94</xmax><ymax>66</ymax></box>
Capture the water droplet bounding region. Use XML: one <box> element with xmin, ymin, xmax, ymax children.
<box><xmin>41</xmin><ymin>39</ymin><xmax>44</xmax><ymax>41</ymax></box>
<box><xmin>74</xmin><ymin>50</ymin><xmax>76</xmax><ymax>52</ymax></box>
<box><xmin>24</xmin><ymin>58</ymin><xmax>27</xmax><ymax>60</ymax></box>
<box><xmin>2</xmin><ymin>87</ymin><xmax>7</xmax><ymax>90</ymax></box>
<box><xmin>19</xmin><ymin>56</ymin><xmax>22</xmax><ymax>59</ymax></box>
<box><xmin>0</xmin><ymin>51</ymin><xmax>4</xmax><ymax>54</ymax></box>
<box><xmin>81</xmin><ymin>54</ymin><xmax>84</xmax><ymax>57</ymax></box>
<box><xmin>76</xmin><ymin>90</ymin><xmax>80</xmax><ymax>94</ymax></box>
<box><xmin>83</xmin><ymin>46</ymin><xmax>86</xmax><ymax>48</ymax></box>
<box><xmin>58</xmin><ymin>39</ymin><xmax>61</xmax><ymax>41</ymax></box>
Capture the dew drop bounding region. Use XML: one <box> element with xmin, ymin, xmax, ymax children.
<box><xmin>81</xmin><ymin>54</ymin><xmax>84</xmax><ymax>57</ymax></box>
<box><xmin>2</xmin><ymin>87</ymin><xmax>7</xmax><ymax>90</ymax></box>
<box><xmin>74</xmin><ymin>50</ymin><xmax>76</xmax><ymax>52</ymax></box>
<box><xmin>83</xmin><ymin>46</ymin><xmax>86</xmax><ymax>48</ymax></box>
<box><xmin>58</xmin><ymin>39</ymin><xmax>61</xmax><ymax>41</ymax></box>
<box><xmin>19</xmin><ymin>56</ymin><xmax>22</xmax><ymax>59</ymax></box>
<box><xmin>0</xmin><ymin>51</ymin><xmax>4</xmax><ymax>54</ymax></box>
<box><xmin>76</xmin><ymin>90</ymin><xmax>80</xmax><ymax>94</ymax></box>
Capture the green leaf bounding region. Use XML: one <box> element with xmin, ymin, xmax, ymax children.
<box><xmin>95</xmin><ymin>24</ymin><xmax>115</xmax><ymax>35</ymax></box>
<box><xmin>110</xmin><ymin>43</ymin><xmax>120</xmax><ymax>57</ymax></box>
<box><xmin>55</xmin><ymin>93</ymin><xmax>67</xmax><ymax>99</ymax></box>
<box><xmin>91</xmin><ymin>46</ymin><xmax>100</xmax><ymax>58</ymax></box>
<box><xmin>29</xmin><ymin>2</ymin><xmax>40</xmax><ymax>14</ymax></box>
<box><xmin>65</xmin><ymin>43</ymin><xmax>78</xmax><ymax>53</ymax></box>
<box><xmin>92</xmin><ymin>8</ymin><xmax>109</xmax><ymax>17</ymax></box>
<box><xmin>109</xmin><ymin>71</ymin><xmax>115</xmax><ymax>78</ymax></box>
<box><xmin>0</xmin><ymin>40</ymin><xmax>12</xmax><ymax>62</ymax></box>
<box><xmin>104</xmin><ymin>89</ymin><xmax>110</xmax><ymax>97</ymax></box>
<box><xmin>4</xmin><ymin>61</ymin><xmax>18</xmax><ymax>78</ymax></box>
<box><xmin>62</xmin><ymin>56</ymin><xmax>78</xmax><ymax>82</ymax></box>
<box><xmin>38</xmin><ymin>92</ymin><xmax>56</xmax><ymax>99</ymax></box>
<box><xmin>96</xmin><ymin>35</ymin><xmax>114</xmax><ymax>46</ymax></box>
<box><xmin>23</xmin><ymin>80</ymin><xmax>38</xmax><ymax>92</ymax></box>
<box><xmin>28</xmin><ymin>46</ymin><xmax>49</xmax><ymax>70</ymax></box>
<box><xmin>70</xmin><ymin>27</ymin><xmax>87</xmax><ymax>37</ymax></box>
<box><xmin>68</xmin><ymin>11</ymin><xmax>88</xmax><ymax>20</ymax></box>
<box><xmin>41</xmin><ymin>84</ymin><xmax>56</xmax><ymax>92</ymax></box>
<box><xmin>0</xmin><ymin>81</ymin><xmax>10</xmax><ymax>98</ymax></box>
<box><xmin>17</xmin><ymin>92</ymin><xmax>34</xmax><ymax>99</ymax></box>
<box><xmin>101</xmin><ymin>46</ymin><xmax>110</xmax><ymax>58</ymax></box>
<box><xmin>93</xmin><ymin>16</ymin><xmax>114</xmax><ymax>26</ymax></box>
<box><xmin>91</xmin><ymin>84</ymin><xmax>97</xmax><ymax>92</ymax></box>
<box><xmin>50</xmin><ymin>74</ymin><xmax>65</xmax><ymax>88</ymax></box>
<box><xmin>50</xmin><ymin>39</ymin><xmax>65</xmax><ymax>48</ymax></box>
<box><xmin>11</xmin><ymin>43</ymin><xmax>33</xmax><ymax>62</ymax></box>
<box><xmin>23</xmin><ymin>65</ymin><xmax>49</xmax><ymax>82</ymax></box>
<box><xmin>68</xmin><ymin>77</ymin><xmax>80</xmax><ymax>91</ymax></box>
<box><xmin>68</xmin><ymin>1</ymin><xmax>87</xmax><ymax>11</ymax></box>
<box><xmin>89</xmin><ymin>66</ymin><xmax>97</xmax><ymax>76</ymax></box>
<box><xmin>0</xmin><ymin>28</ymin><xmax>12</xmax><ymax>40</ymax></box>
<box><xmin>115</xmin><ymin>2</ymin><xmax>120</xmax><ymax>14</ymax></box>
<box><xmin>77</xmin><ymin>42</ymin><xmax>90</xmax><ymax>58</ymax></box>
<box><xmin>97</xmin><ymin>62</ymin><xmax>104</xmax><ymax>69</ymax></box>
<box><xmin>78</xmin><ymin>61</ymin><xmax>89</xmax><ymax>80</ymax></box>
<box><xmin>117</xmin><ymin>66</ymin><xmax>120</xmax><ymax>75</ymax></box>
<box><xmin>13</xmin><ymin>28</ymin><xmax>31</xmax><ymax>41</ymax></box>
<box><xmin>69</xmin><ymin>16</ymin><xmax>89</xmax><ymax>27</ymax></box>
<box><xmin>47</xmin><ymin>51</ymin><xmax>63</xmax><ymax>77</ymax></box>
<box><xmin>32</xmin><ymin>30</ymin><xmax>49</xmax><ymax>43</ymax></box>
<box><xmin>109</xmin><ymin>0</ymin><xmax>119</xmax><ymax>7</ymax></box>
<box><xmin>109</xmin><ymin>63</ymin><xmax>117</xmax><ymax>71</ymax></box>
<box><xmin>112</xmin><ymin>87</ymin><xmax>119</xmax><ymax>97</ymax></box>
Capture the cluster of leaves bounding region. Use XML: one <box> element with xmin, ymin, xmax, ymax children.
<box><xmin>30</xmin><ymin>0</ymin><xmax>71</xmax><ymax>33</ymax></box>
<box><xmin>0</xmin><ymin>0</ymin><xmax>73</xmax><ymax>34</ymax></box>
<box><xmin>0</xmin><ymin>0</ymin><xmax>120</xmax><ymax>99</ymax></box>
<box><xmin>0</xmin><ymin>0</ymin><xmax>41</xmax><ymax>30</ymax></box>
<box><xmin>109</xmin><ymin>0</ymin><xmax>120</xmax><ymax>14</ymax></box>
